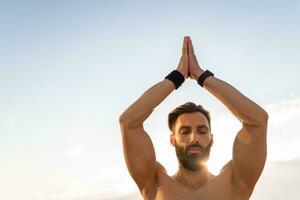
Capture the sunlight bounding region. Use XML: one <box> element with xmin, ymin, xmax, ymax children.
<box><xmin>207</xmin><ymin>156</ymin><xmax>226</xmax><ymax>175</ymax></box>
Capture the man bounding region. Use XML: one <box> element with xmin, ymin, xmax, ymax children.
<box><xmin>119</xmin><ymin>36</ymin><xmax>268</xmax><ymax>200</ymax></box>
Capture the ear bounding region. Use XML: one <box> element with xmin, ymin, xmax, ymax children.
<box><xmin>210</xmin><ymin>133</ymin><xmax>214</xmax><ymax>147</ymax></box>
<box><xmin>170</xmin><ymin>134</ymin><xmax>175</xmax><ymax>147</ymax></box>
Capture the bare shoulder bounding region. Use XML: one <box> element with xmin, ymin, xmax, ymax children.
<box><xmin>220</xmin><ymin>160</ymin><xmax>233</xmax><ymax>173</ymax></box>
<box><xmin>207</xmin><ymin>160</ymin><xmax>234</xmax><ymax>189</ymax></box>
<box><xmin>156</xmin><ymin>161</ymin><xmax>167</xmax><ymax>173</ymax></box>
<box><xmin>220</xmin><ymin>160</ymin><xmax>253</xmax><ymax>199</ymax></box>
<box><xmin>141</xmin><ymin>161</ymin><xmax>167</xmax><ymax>199</ymax></box>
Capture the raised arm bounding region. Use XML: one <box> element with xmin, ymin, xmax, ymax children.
<box><xmin>119</xmin><ymin>37</ymin><xmax>189</xmax><ymax>193</ymax></box>
<box><xmin>187</xmin><ymin>37</ymin><xmax>268</xmax><ymax>196</ymax></box>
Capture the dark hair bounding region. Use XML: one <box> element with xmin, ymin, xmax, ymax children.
<box><xmin>168</xmin><ymin>102</ymin><xmax>211</xmax><ymax>132</ymax></box>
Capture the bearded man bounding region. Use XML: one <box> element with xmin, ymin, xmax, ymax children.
<box><xmin>119</xmin><ymin>36</ymin><xmax>268</xmax><ymax>200</ymax></box>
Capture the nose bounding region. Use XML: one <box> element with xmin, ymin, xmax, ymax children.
<box><xmin>190</xmin><ymin>130</ymin><xmax>199</xmax><ymax>144</ymax></box>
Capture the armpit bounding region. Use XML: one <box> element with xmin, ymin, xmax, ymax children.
<box><xmin>156</xmin><ymin>161</ymin><xmax>167</xmax><ymax>174</ymax></box>
<box><xmin>220</xmin><ymin>160</ymin><xmax>233</xmax><ymax>173</ymax></box>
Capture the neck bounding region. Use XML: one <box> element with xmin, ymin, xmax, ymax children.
<box><xmin>173</xmin><ymin>164</ymin><xmax>214</xmax><ymax>190</ymax></box>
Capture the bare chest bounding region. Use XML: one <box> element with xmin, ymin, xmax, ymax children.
<box><xmin>148</xmin><ymin>171</ymin><xmax>239</xmax><ymax>200</ymax></box>
<box><xmin>153</xmin><ymin>182</ymin><xmax>233</xmax><ymax>200</ymax></box>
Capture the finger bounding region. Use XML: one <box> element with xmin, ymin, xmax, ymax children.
<box><xmin>188</xmin><ymin>37</ymin><xmax>195</xmax><ymax>55</ymax></box>
<box><xmin>182</xmin><ymin>37</ymin><xmax>188</xmax><ymax>55</ymax></box>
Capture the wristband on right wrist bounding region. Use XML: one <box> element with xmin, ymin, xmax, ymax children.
<box><xmin>164</xmin><ymin>70</ymin><xmax>185</xmax><ymax>89</ymax></box>
<box><xmin>197</xmin><ymin>70</ymin><xmax>214</xmax><ymax>87</ymax></box>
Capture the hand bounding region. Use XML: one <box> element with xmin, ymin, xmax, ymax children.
<box><xmin>176</xmin><ymin>36</ymin><xmax>189</xmax><ymax>79</ymax></box>
<box><xmin>187</xmin><ymin>37</ymin><xmax>204</xmax><ymax>80</ymax></box>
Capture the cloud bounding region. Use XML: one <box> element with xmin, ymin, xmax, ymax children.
<box><xmin>265</xmin><ymin>97</ymin><xmax>300</xmax><ymax>161</ymax></box>
<box><xmin>251</xmin><ymin>158</ymin><xmax>300</xmax><ymax>200</ymax></box>
<box><xmin>0</xmin><ymin>118</ymin><xmax>16</xmax><ymax>131</ymax></box>
<box><xmin>266</xmin><ymin>97</ymin><xmax>300</xmax><ymax>126</ymax></box>
<box><xmin>72</xmin><ymin>158</ymin><xmax>300</xmax><ymax>200</ymax></box>
<box><xmin>37</xmin><ymin>179</ymin><xmax>139</xmax><ymax>200</ymax></box>
<box><xmin>66</xmin><ymin>145</ymin><xmax>85</xmax><ymax>158</ymax></box>
<box><xmin>64</xmin><ymin>159</ymin><xmax>300</xmax><ymax>200</ymax></box>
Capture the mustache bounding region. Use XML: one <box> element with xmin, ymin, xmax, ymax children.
<box><xmin>186</xmin><ymin>139</ymin><xmax>213</xmax><ymax>151</ymax></box>
<box><xmin>186</xmin><ymin>143</ymin><xmax>204</xmax><ymax>151</ymax></box>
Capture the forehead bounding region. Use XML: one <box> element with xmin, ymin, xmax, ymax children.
<box><xmin>174</xmin><ymin>112</ymin><xmax>209</xmax><ymax>130</ymax></box>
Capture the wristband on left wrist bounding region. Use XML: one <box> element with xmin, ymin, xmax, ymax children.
<box><xmin>197</xmin><ymin>70</ymin><xmax>214</xmax><ymax>87</ymax></box>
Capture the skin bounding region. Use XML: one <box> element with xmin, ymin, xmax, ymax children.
<box><xmin>119</xmin><ymin>36</ymin><xmax>268</xmax><ymax>200</ymax></box>
<box><xmin>172</xmin><ymin>112</ymin><xmax>213</xmax><ymax>172</ymax></box>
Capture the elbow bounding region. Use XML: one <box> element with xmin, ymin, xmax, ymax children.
<box><xmin>119</xmin><ymin>114</ymin><xmax>131</xmax><ymax>131</ymax></box>
<box><xmin>263</xmin><ymin>111</ymin><xmax>269</xmax><ymax>121</ymax></box>
<box><xmin>257</xmin><ymin>110</ymin><xmax>269</xmax><ymax>126</ymax></box>
<box><xmin>119</xmin><ymin>108</ymin><xmax>153</xmax><ymax>128</ymax></box>
<box><xmin>261</xmin><ymin>110</ymin><xmax>269</xmax><ymax>122</ymax></box>
<box><xmin>243</xmin><ymin>110</ymin><xmax>269</xmax><ymax>127</ymax></box>
<box><xmin>119</xmin><ymin>113</ymin><xmax>129</xmax><ymax>126</ymax></box>
<box><xmin>119</xmin><ymin>113</ymin><xmax>140</xmax><ymax>129</ymax></box>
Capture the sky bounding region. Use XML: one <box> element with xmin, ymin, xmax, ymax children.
<box><xmin>0</xmin><ymin>0</ymin><xmax>299</xmax><ymax>199</ymax></box>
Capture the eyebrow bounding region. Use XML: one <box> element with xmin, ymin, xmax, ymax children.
<box><xmin>198</xmin><ymin>125</ymin><xmax>209</xmax><ymax>130</ymax></box>
<box><xmin>178</xmin><ymin>126</ymin><xmax>190</xmax><ymax>131</ymax></box>
<box><xmin>179</xmin><ymin>125</ymin><xmax>209</xmax><ymax>131</ymax></box>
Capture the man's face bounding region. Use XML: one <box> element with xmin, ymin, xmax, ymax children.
<box><xmin>170</xmin><ymin>112</ymin><xmax>213</xmax><ymax>171</ymax></box>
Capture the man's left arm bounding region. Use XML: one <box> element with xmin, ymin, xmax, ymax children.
<box><xmin>203</xmin><ymin>76</ymin><xmax>268</xmax><ymax>192</ymax></box>
<box><xmin>187</xmin><ymin>37</ymin><xmax>268</xmax><ymax>194</ymax></box>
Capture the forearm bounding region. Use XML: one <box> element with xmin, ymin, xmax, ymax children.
<box><xmin>203</xmin><ymin>76</ymin><xmax>268</xmax><ymax>126</ymax></box>
<box><xmin>119</xmin><ymin>79</ymin><xmax>175</xmax><ymax>127</ymax></box>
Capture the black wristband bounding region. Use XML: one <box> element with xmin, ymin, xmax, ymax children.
<box><xmin>197</xmin><ymin>70</ymin><xmax>214</xmax><ymax>87</ymax></box>
<box><xmin>165</xmin><ymin>70</ymin><xmax>185</xmax><ymax>89</ymax></box>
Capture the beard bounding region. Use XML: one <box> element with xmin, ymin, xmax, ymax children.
<box><xmin>175</xmin><ymin>140</ymin><xmax>212</xmax><ymax>171</ymax></box>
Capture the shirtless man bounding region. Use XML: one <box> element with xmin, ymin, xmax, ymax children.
<box><xmin>119</xmin><ymin>36</ymin><xmax>268</xmax><ymax>200</ymax></box>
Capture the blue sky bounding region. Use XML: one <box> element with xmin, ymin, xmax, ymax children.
<box><xmin>0</xmin><ymin>1</ymin><xmax>300</xmax><ymax>199</ymax></box>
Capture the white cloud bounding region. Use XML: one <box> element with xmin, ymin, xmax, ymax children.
<box><xmin>35</xmin><ymin>179</ymin><xmax>135</xmax><ymax>200</ymax></box>
<box><xmin>66</xmin><ymin>145</ymin><xmax>85</xmax><ymax>158</ymax></box>
<box><xmin>251</xmin><ymin>159</ymin><xmax>300</xmax><ymax>200</ymax></box>
<box><xmin>0</xmin><ymin>118</ymin><xmax>16</xmax><ymax>131</ymax></box>
<box><xmin>266</xmin><ymin>97</ymin><xmax>300</xmax><ymax>126</ymax></box>
<box><xmin>92</xmin><ymin>159</ymin><xmax>300</xmax><ymax>200</ymax></box>
<box><xmin>265</xmin><ymin>97</ymin><xmax>300</xmax><ymax>161</ymax></box>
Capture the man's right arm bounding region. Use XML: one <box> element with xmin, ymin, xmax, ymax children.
<box><xmin>119</xmin><ymin>79</ymin><xmax>175</xmax><ymax>193</ymax></box>
<box><xmin>119</xmin><ymin>36</ymin><xmax>189</xmax><ymax>194</ymax></box>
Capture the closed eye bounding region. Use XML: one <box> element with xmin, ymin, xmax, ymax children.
<box><xmin>197</xmin><ymin>126</ymin><xmax>209</xmax><ymax>134</ymax></box>
<box><xmin>198</xmin><ymin>130</ymin><xmax>208</xmax><ymax>134</ymax></box>
<box><xmin>179</xmin><ymin>126</ymin><xmax>191</xmax><ymax>135</ymax></box>
<box><xmin>180</xmin><ymin>130</ymin><xmax>190</xmax><ymax>135</ymax></box>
